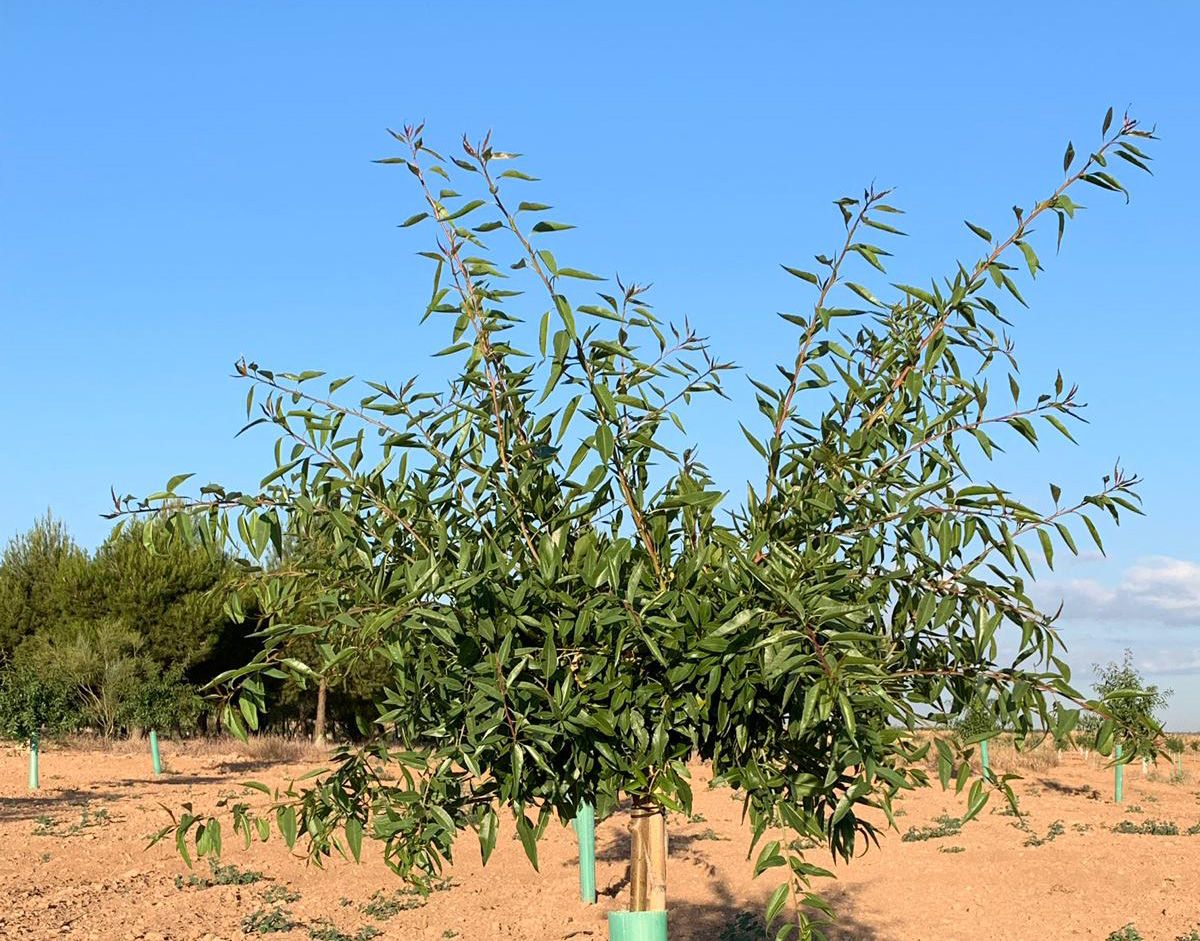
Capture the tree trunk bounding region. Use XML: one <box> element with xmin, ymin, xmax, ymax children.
<box><xmin>313</xmin><ymin>679</ymin><xmax>328</xmax><ymax>745</ymax></box>
<box><xmin>629</xmin><ymin>800</ymin><xmax>667</xmax><ymax>912</ymax></box>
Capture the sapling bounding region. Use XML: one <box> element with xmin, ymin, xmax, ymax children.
<box><xmin>1166</xmin><ymin>736</ymin><xmax>1185</xmax><ymax>776</ymax></box>
<box><xmin>1092</xmin><ymin>652</ymin><xmax>1171</xmax><ymax>801</ymax></box>
<box><xmin>0</xmin><ymin>663</ymin><xmax>78</xmax><ymax>789</ymax></box>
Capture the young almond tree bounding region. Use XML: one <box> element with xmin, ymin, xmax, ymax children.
<box><xmin>1093</xmin><ymin>649</ymin><xmax>1171</xmax><ymax>771</ymax></box>
<box><xmin>119</xmin><ymin>110</ymin><xmax>1157</xmax><ymax>939</ymax></box>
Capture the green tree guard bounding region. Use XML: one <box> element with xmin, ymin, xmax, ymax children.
<box><xmin>1115</xmin><ymin>743</ymin><xmax>1124</xmax><ymax>804</ymax></box>
<box><xmin>980</xmin><ymin>738</ymin><xmax>990</xmax><ymax>777</ymax></box>
<box><xmin>608</xmin><ymin>910</ymin><xmax>667</xmax><ymax>941</ymax></box>
<box><xmin>28</xmin><ymin>734</ymin><xmax>39</xmax><ymax>791</ymax></box>
<box><xmin>150</xmin><ymin>729</ymin><xmax>163</xmax><ymax>776</ymax></box>
<box><xmin>573</xmin><ymin>802</ymin><xmax>596</xmax><ymax>904</ymax></box>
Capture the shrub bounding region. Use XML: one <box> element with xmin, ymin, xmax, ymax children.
<box><xmin>119</xmin><ymin>663</ymin><xmax>203</xmax><ymax>735</ymax></box>
<box><xmin>0</xmin><ymin>662</ymin><xmax>81</xmax><ymax>743</ymax></box>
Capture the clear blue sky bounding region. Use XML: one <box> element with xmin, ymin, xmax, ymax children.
<box><xmin>3</xmin><ymin>3</ymin><xmax>1197</xmax><ymax>726</ymax></box>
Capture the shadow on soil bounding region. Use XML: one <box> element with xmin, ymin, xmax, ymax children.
<box><xmin>0</xmin><ymin>774</ymin><xmax>236</xmax><ymax>824</ymax></box>
<box><xmin>580</xmin><ymin>829</ymin><xmax>891</xmax><ymax>941</ymax></box>
<box><xmin>665</xmin><ymin>884</ymin><xmax>889</xmax><ymax>941</ymax></box>
<box><xmin>1037</xmin><ymin>778</ymin><xmax>1101</xmax><ymax>799</ymax></box>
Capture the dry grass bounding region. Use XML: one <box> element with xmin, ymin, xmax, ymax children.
<box><xmin>31</xmin><ymin>732</ymin><xmax>329</xmax><ymax>766</ymax></box>
<box><xmin>914</xmin><ymin>731</ymin><xmax>1062</xmax><ymax>774</ymax></box>
<box><xmin>174</xmin><ymin>734</ymin><xmax>330</xmax><ymax>765</ymax></box>
<box><xmin>983</xmin><ymin>735</ymin><xmax>1061</xmax><ymax>774</ymax></box>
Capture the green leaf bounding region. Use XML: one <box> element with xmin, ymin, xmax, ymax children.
<box><xmin>765</xmin><ymin>882</ymin><xmax>789</xmax><ymax>925</ymax></box>
<box><xmin>781</xmin><ymin>265</ymin><xmax>819</xmax><ymax>286</ymax></box>
<box><xmin>165</xmin><ymin>473</ymin><xmax>193</xmax><ymax>493</ymax></box>
<box><xmin>478</xmin><ymin>809</ymin><xmax>498</xmax><ymax>864</ymax></box>
<box><xmin>277</xmin><ymin>807</ymin><xmax>298</xmax><ymax>849</ymax></box>
<box><xmin>515</xmin><ymin>813</ymin><xmax>539</xmax><ymax>871</ymax></box>
<box><xmin>345</xmin><ymin>817</ymin><xmax>363</xmax><ymax>862</ymax></box>
<box><xmin>965</xmin><ymin>221</ymin><xmax>992</xmax><ymax>242</ymax></box>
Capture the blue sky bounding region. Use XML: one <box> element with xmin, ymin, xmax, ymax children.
<box><xmin>2</xmin><ymin>3</ymin><xmax>1197</xmax><ymax>726</ymax></box>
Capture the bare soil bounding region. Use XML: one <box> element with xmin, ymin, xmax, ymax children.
<box><xmin>1</xmin><ymin>741</ymin><xmax>1197</xmax><ymax>941</ymax></box>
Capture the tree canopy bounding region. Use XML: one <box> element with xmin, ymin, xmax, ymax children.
<box><xmin>123</xmin><ymin>109</ymin><xmax>1160</xmax><ymax>937</ymax></box>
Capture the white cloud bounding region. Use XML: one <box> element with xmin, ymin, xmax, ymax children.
<box><xmin>1041</xmin><ymin>555</ymin><xmax>1200</xmax><ymax>627</ymax></box>
<box><xmin>1140</xmin><ymin>650</ymin><xmax>1200</xmax><ymax>677</ymax></box>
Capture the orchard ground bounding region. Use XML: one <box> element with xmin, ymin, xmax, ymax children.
<box><xmin>1</xmin><ymin>737</ymin><xmax>1198</xmax><ymax>941</ymax></box>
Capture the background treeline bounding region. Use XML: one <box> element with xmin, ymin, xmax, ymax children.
<box><xmin>0</xmin><ymin>512</ymin><xmax>386</xmax><ymax>742</ymax></box>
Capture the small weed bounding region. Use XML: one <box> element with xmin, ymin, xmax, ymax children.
<box><xmin>360</xmin><ymin>890</ymin><xmax>422</xmax><ymax>920</ymax></box>
<box><xmin>32</xmin><ymin>815</ymin><xmax>56</xmax><ymax>836</ymax></box>
<box><xmin>1023</xmin><ymin>820</ymin><xmax>1065</xmax><ymax>847</ymax></box>
<box><xmin>1176</xmin><ymin>931</ymin><xmax>1200</xmax><ymax>941</ymax></box>
<box><xmin>694</xmin><ymin>827</ymin><xmax>726</xmax><ymax>841</ymax></box>
<box><xmin>263</xmin><ymin>885</ymin><xmax>301</xmax><ymax>904</ymax></box>
<box><xmin>1111</xmin><ymin>819</ymin><xmax>1179</xmax><ymax>836</ymax></box>
<box><xmin>307</xmin><ymin>922</ymin><xmax>381</xmax><ymax>941</ymax></box>
<box><xmin>1125</xmin><ymin>804</ymin><xmax>1144</xmax><ymax>814</ymax></box>
<box><xmin>40</xmin><ymin>852</ymin><xmax>51</xmax><ymax>862</ymax></box>
<box><xmin>67</xmin><ymin>806</ymin><xmax>110</xmax><ymax>834</ymax></box>
<box><xmin>338</xmin><ymin>897</ymin><xmax>354</xmax><ymax>907</ymax></box>
<box><xmin>359</xmin><ymin>879</ymin><xmax>452</xmax><ymax>921</ymax></box>
<box><xmin>1186</xmin><ymin>821</ymin><xmax>1200</xmax><ymax>836</ymax></box>
<box><xmin>938</xmin><ymin>845</ymin><xmax>965</xmax><ymax>854</ymax></box>
<box><xmin>901</xmin><ymin>814</ymin><xmax>962</xmax><ymax>842</ymax></box>
<box><xmin>35</xmin><ymin>805</ymin><xmax>114</xmax><ymax>837</ymax></box>
<box><xmin>1072</xmin><ymin>823</ymin><xmax>1093</xmax><ymax>833</ymax></box>
<box><xmin>210</xmin><ymin>861</ymin><xmax>264</xmax><ymax>885</ymax></box>
<box><xmin>241</xmin><ymin>906</ymin><xmax>295</xmax><ymax>934</ymax></box>
<box><xmin>995</xmin><ymin>804</ymin><xmax>1026</xmax><ymax>818</ymax></box>
<box><xmin>442</xmin><ymin>933</ymin><xmax>459</xmax><ymax>940</ymax></box>
<box><xmin>174</xmin><ymin>860</ymin><xmax>264</xmax><ymax>890</ymax></box>
<box><xmin>1106</xmin><ymin>926</ymin><xmax>1143</xmax><ymax>941</ymax></box>
<box><xmin>687</xmin><ymin>812</ymin><xmax>708</xmax><ymax>824</ymax></box>
<box><xmin>717</xmin><ymin>912</ymin><xmax>768</xmax><ymax>941</ymax></box>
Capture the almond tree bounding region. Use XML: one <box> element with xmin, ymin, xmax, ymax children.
<box><xmin>120</xmin><ymin>109</ymin><xmax>1158</xmax><ymax>939</ymax></box>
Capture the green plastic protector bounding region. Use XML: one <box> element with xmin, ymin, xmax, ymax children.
<box><xmin>1114</xmin><ymin>742</ymin><xmax>1124</xmax><ymax>803</ymax></box>
<box><xmin>150</xmin><ymin>729</ymin><xmax>163</xmax><ymax>776</ymax></box>
<box><xmin>28</xmin><ymin>735</ymin><xmax>39</xmax><ymax>791</ymax></box>
<box><xmin>573</xmin><ymin>802</ymin><xmax>596</xmax><ymax>903</ymax></box>
<box><xmin>608</xmin><ymin>910</ymin><xmax>667</xmax><ymax>941</ymax></box>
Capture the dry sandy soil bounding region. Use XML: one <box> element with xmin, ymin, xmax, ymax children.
<box><xmin>1</xmin><ymin>740</ymin><xmax>1198</xmax><ymax>941</ymax></box>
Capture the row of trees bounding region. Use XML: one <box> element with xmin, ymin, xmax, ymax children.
<box><xmin>0</xmin><ymin>513</ymin><xmax>377</xmax><ymax>743</ymax></box>
<box><xmin>123</xmin><ymin>110</ymin><xmax>1163</xmax><ymax>937</ymax></box>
